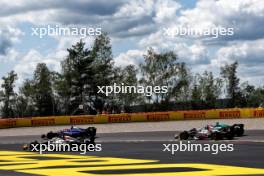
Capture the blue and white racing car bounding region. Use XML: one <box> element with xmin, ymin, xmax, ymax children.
<box><xmin>41</xmin><ymin>126</ymin><xmax>97</xmax><ymax>142</ymax></box>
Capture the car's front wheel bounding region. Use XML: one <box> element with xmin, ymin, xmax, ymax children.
<box><xmin>232</xmin><ymin>124</ymin><xmax>244</xmax><ymax>137</ymax></box>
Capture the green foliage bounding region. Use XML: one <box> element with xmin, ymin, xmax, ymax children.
<box><xmin>196</xmin><ymin>71</ymin><xmax>223</xmax><ymax>108</ymax></box>
<box><xmin>61</xmin><ymin>39</ymin><xmax>94</xmax><ymax>114</ymax></box>
<box><xmin>57</xmin><ymin>34</ymin><xmax>114</xmax><ymax>114</ymax></box>
<box><xmin>33</xmin><ymin>63</ymin><xmax>54</xmax><ymax>116</ymax></box>
<box><xmin>114</xmin><ymin>65</ymin><xmax>141</xmax><ymax>106</ymax></box>
<box><xmin>91</xmin><ymin>33</ymin><xmax>114</xmax><ymax>95</ymax></box>
<box><xmin>1</xmin><ymin>35</ymin><xmax>263</xmax><ymax>117</ymax></box>
<box><xmin>0</xmin><ymin>71</ymin><xmax>17</xmax><ymax>118</ymax></box>
<box><xmin>240</xmin><ymin>83</ymin><xmax>264</xmax><ymax>107</ymax></box>
<box><xmin>220</xmin><ymin>61</ymin><xmax>240</xmax><ymax>107</ymax></box>
<box><xmin>140</xmin><ymin>48</ymin><xmax>190</xmax><ymax>103</ymax></box>
<box><xmin>16</xmin><ymin>79</ymin><xmax>35</xmax><ymax>117</ymax></box>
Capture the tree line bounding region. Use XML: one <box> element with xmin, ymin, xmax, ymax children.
<box><xmin>0</xmin><ymin>34</ymin><xmax>263</xmax><ymax>118</ymax></box>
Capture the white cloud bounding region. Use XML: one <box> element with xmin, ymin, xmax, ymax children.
<box><xmin>139</xmin><ymin>30</ymin><xmax>185</xmax><ymax>49</ymax></box>
<box><xmin>214</xmin><ymin>39</ymin><xmax>264</xmax><ymax>86</ymax></box>
<box><xmin>215</xmin><ymin>39</ymin><xmax>264</xmax><ymax>66</ymax></box>
<box><xmin>55</xmin><ymin>35</ymin><xmax>94</xmax><ymax>51</ymax></box>
<box><xmin>114</xmin><ymin>49</ymin><xmax>144</xmax><ymax>67</ymax></box>
<box><xmin>176</xmin><ymin>0</ymin><xmax>264</xmax><ymax>42</ymax></box>
<box><xmin>14</xmin><ymin>49</ymin><xmax>66</xmax><ymax>86</ymax></box>
<box><xmin>139</xmin><ymin>32</ymin><xmax>210</xmax><ymax>66</ymax></box>
<box><xmin>0</xmin><ymin>49</ymin><xmax>19</xmax><ymax>62</ymax></box>
<box><xmin>114</xmin><ymin>0</ymin><xmax>153</xmax><ymax>18</ymax></box>
<box><xmin>0</xmin><ymin>0</ymin><xmax>263</xmax><ymax>88</ymax></box>
<box><xmin>0</xmin><ymin>79</ymin><xmax>3</xmax><ymax>88</ymax></box>
<box><xmin>154</xmin><ymin>0</ymin><xmax>181</xmax><ymax>23</ymax></box>
<box><xmin>174</xmin><ymin>43</ymin><xmax>210</xmax><ymax>65</ymax></box>
<box><xmin>0</xmin><ymin>25</ymin><xmax>23</xmax><ymax>56</ymax></box>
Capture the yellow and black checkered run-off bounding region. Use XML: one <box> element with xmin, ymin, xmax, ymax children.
<box><xmin>0</xmin><ymin>151</ymin><xmax>264</xmax><ymax>176</ymax></box>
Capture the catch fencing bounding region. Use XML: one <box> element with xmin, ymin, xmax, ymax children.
<box><xmin>0</xmin><ymin>108</ymin><xmax>263</xmax><ymax>129</ymax></box>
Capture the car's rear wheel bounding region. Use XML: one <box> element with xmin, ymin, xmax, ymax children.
<box><xmin>179</xmin><ymin>131</ymin><xmax>189</xmax><ymax>140</ymax></box>
<box><xmin>237</xmin><ymin>128</ymin><xmax>244</xmax><ymax>136</ymax></box>
<box><xmin>86</xmin><ymin>127</ymin><xmax>97</xmax><ymax>137</ymax></box>
<box><xmin>226</xmin><ymin>132</ymin><xmax>234</xmax><ymax>140</ymax></box>
<box><xmin>46</xmin><ymin>131</ymin><xmax>57</xmax><ymax>139</ymax></box>
<box><xmin>211</xmin><ymin>132</ymin><xmax>221</xmax><ymax>140</ymax></box>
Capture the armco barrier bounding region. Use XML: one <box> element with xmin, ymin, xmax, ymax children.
<box><xmin>0</xmin><ymin>108</ymin><xmax>263</xmax><ymax>129</ymax></box>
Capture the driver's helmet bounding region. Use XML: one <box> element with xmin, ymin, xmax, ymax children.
<box><xmin>64</xmin><ymin>135</ymin><xmax>72</xmax><ymax>140</ymax></box>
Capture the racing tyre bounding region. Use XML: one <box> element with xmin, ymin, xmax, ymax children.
<box><xmin>46</xmin><ymin>131</ymin><xmax>57</xmax><ymax>139</ymax></box>
<box><xmin>232</xmin><ymin>124</ymin><xmax>244</xmax><ymax>137</ymax></box>
<box><xmin>179</xmin><ymin>131</ymin><xmax>189</xmax><ymax>140</ymax></box>
<box><xmin>86</xmin><ymin>127</ymin><xmax>97</xmax><ymax>138</ymax></box>
<box><xmin>226</xmin><ymin>132</ymin><xmax>234</xmax><ymax>140</ymax></box>
<box><xmin>211</xmin><ymin>132</ymin><xmax>221</xmax><ymax>140</ymax></box>
<box><xmin>90</xmin><ymin>136</ymin><xmax>96</xmax><ymax>144</ymax></box>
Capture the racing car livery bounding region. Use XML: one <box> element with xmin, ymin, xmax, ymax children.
<box><xmin>23</xmin><ymin>126</ymin><xmax>97</xmax><ymax>151</ymax></box>
<box><xmin>23</xmin><ymin>136</ymin><xmax>91</xmax><ymax>151</ymax></box>
<box><xmin>41</xmin><ymin>126</ymin><xmax>97</xmax><ymax>142</ymax></box>
<box><xmin>175</xmin><ymin>122</ymin><xmax>244</xmax><ymax>140</ymax></box>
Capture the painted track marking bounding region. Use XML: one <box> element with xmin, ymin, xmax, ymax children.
<box><xmin>0</xmin><ymin>151</ymin><xmax>264</xmax><ymax>176</ymax></box>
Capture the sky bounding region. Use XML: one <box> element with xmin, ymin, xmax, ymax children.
<box><xmin>0</xmin><ymin>0</ymin><xmax>263</xmax><ymax>88</ymax></box>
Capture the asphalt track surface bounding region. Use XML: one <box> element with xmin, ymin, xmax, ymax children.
<box><xmin>0</xmin><ymin>130</ymin><xmax>264</xmax><ymax>176</ymax></box>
